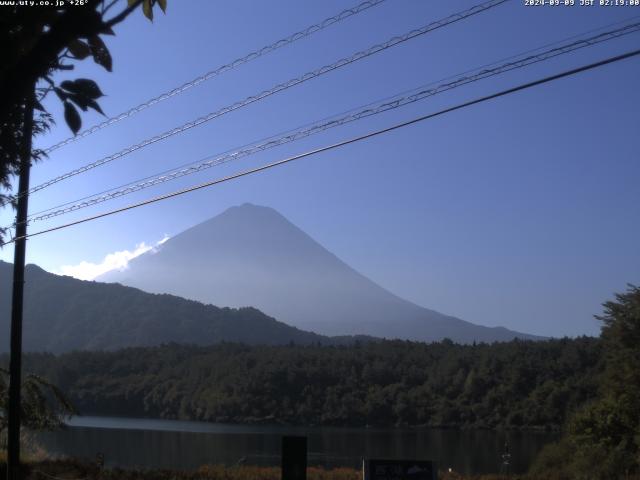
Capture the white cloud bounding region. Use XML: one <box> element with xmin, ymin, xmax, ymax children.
<box><xmin>58</xmin><ymin>235</ymin><xmax>169</xmax><ymax>281</ymax></box>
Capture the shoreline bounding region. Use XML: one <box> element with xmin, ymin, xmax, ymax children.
<box><xmin>63</xmin><ymin>414</ymin><xmax>563</xmax><ymax>434</ymax></box>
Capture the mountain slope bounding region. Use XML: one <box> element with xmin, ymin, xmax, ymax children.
<box><xmin>99</xmin><ymin>203</ymin><xmax>541</xmax><ymax>343</ymax></box>
<box><xmin>0</xmin><ymin>261</ymin><xmax>339</xmax><ymax>353</ymax></box>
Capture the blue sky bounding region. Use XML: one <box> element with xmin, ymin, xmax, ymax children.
<box><xmin>1</xmin><ymin>0</ymin><xmax>639</xmax><ymax>337</ymax></box>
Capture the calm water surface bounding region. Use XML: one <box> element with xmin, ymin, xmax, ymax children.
<box><xmin>37</xmin><ymin>416</ymin><xmax>557</xmax><ymax>475</ymax></box>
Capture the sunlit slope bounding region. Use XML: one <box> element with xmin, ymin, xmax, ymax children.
<box><xmin>99</xmin><ymin>204</ymin><xmax>541</xmax><ymax>343</ymax></box>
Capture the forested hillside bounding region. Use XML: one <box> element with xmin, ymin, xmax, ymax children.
<box><xmin>14</xmin><ymin>337</ymin><xmax>601</xmax><ymax>430</ymax></box>
<box><xmin>0</xmin><ymin>262</ymin><xmax>352</xmax><ymax>352</ymax></box>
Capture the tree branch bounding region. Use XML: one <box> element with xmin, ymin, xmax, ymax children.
<box><xmin>103</xmin><ymin>0</ymin><xmax>121</xmax><ymax>15</ymax></box>
<box><xmin>0</xmin><ymin>6</ymin><xmax>103</xmax><ymax>111</ymax></box>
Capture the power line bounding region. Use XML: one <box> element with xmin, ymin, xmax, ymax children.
<box><xmin>4</xmin><ymin>47</ymin><xmax>638</xmax><ymax>247</ymax></box>
<box><xmin>20</xmin><ymin>19</ymin><xmax>640</xmax><ymax>226</ymax></box>
<box><xmin>15</xmin><ymin>0</ymin><xmax>507</xmax><ymax>205</ymax></box>
<box><xmin>30</xmin><ymin>0</ymin><xmax>508</xmax><ymax>195</ymax></box>
<box><xmin>42</xmin><ymin>0</ymin><xmax>388</xmax><ymax>154</ymax></box>
<box><xmin>26</xmin><ymin>12</ymin><xmax>640</xmax><ymax>225</ymax></box>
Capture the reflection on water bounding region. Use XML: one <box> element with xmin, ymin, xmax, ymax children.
<box><xmin>37</xmin><ymin>416</ymin><xmax>557</xmax><ymax>475</ymax></box>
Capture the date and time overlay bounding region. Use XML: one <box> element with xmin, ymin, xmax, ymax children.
<box><xmin>525</xmin><ymin>0</ymin><xmax>640</xmax><ymax>6</ymax></box>
<box><xmin>2</xmin><ymin>0</ymin><xmax>640</xmax><ymax>8</ymax></box>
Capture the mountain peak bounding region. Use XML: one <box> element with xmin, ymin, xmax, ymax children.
<box><xmin>218</xmin><ymin>202</ymin><xmax>286</xmax><ymax>221</ymax></box>
<box><xmin>237</xmin><ymin>202</ymin><xmax>267</xmax><ymax>210</ymax></box>
<box><xmin>182</xmin><ymin>203</ymin><xmax>293</xmax><ymax>236</ymax></box>
<box><xmin>97</xmin><ymin>204</ymin><xmax>542</xmax><ymax>343</ymax></box>
<box><xmin>26</xmin><ymin>263</ymin><xmax>47</xmax><ymax>273</ymax></box>
<box><xmin>0</xmin><ymin>261</ymin><xmax>47</xmax><ymax>275</ymax></box>
<box><xmin>226</xmin><ymin>202</ymin><xmax>270</xmax><ymax>213</ymax></box>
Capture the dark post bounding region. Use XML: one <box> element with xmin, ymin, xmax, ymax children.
<box><xmin>6</xmin><ymin>91</ymin><xmax>34</xmax><ymax>480</ymax></box>
<box><xmin>282</xmin><ymin>436</ymin><xmax>307</xmax><ymax>480</ymax></box>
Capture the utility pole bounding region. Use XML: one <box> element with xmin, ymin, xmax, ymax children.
<box><xmin>6</xmin><ymin>90</ymin><xmax>35</xmax><ymax>480</ymax></box>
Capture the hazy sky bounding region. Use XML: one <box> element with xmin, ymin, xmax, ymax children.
<box><xmin>1</xmin><ymin>0</ymin><xmax>639</xmax><ymax>337</ymax></box>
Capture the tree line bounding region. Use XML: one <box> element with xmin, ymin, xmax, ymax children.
<box><xmin>5</xmin><ymin>336</ymin><xmax>602</xmax><ymax>431</ymax></box>
<box><xmin>530</xmin><ymin>285</ymin><xmax>640</xmax><ymax>479</ymax></box>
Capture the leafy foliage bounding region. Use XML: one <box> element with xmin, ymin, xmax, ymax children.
<box><xmin>0</xmin><ymin>367</ymin><xmax>76</xmax><ymax>441</ymax></box>
<box><xmin>530</xmin><ymin>285</ymin><xmax>640</xmax><ymax>479</ymax></box>
<box><xmin>10</xmin><ymin>337</ymin><xmax>602</xmax><ymax>430</ymax></box>
<box><xmin>0</xmin><ymin>0</ymin><xmax>167</xmax><ymax>241</ymax></box>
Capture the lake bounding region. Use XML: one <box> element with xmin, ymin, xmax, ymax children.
<box><xmin>37</xmin><ymin>416</ymin><xmax>557</xmax><ymax>475</ymax></box>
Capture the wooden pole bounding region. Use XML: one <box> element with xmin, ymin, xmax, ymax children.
<box><xmin>6</xmin><ymin>90</ymin><xmax>34</xmax><ymax>480</ymax></box>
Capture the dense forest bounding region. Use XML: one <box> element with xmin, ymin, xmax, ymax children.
<box><xmin>530</xmin><ymin>285</ymin><xmax>640</xmax><ymax>479</ymax></box>
<box><xmin>8</xmin><ymin>336</ymin><xmax>601</xmax><ymax>430</ymax></box>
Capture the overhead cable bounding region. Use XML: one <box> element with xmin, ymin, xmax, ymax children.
<box><xmin>42</xmin><ymin>0</ymin><xmax>389</xmax><ymax>154</ymax></box>
<box><xmin>16</xmin><ymin>0</ymin><xmax>507</xmax><ymax>205</ymax></box>
<box><xmin>21</xmin><ymin>20</ymin><xmax>640</xmax><ymax>226</ymax></box>
<box><xmin>4</xmin><ymin>47</ymin><xmax>638</xmax><ymax>246</ymax></box>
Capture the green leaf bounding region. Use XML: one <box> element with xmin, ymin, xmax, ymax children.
<box><xmin>88</xmin><ymin>35</ymin><xmax>112</xmax><ymax>72</ymax></box>
<box><xmin>127</xmin><ymin>0</ymin><xmax>137</xmax><ymax>5</ymax></box>
<box><xmin>63</xmin><ymin>101</ymin><xmax>81</xmax><ymax>135</ymax></box>
<box><xmin>59</xmin><ymin>80</ymin><xmax>75</xmax><ymax>92</ymax></box>
<box><xmin>87</xmin><ymin>99</ymin><xmax>105</xmax><ymax>116</ymax></box>
<box><xmin>75</xmin><ymin>79</ymin><xmax>104</xmax><ymax>99</ymax></box>
<box><xmin>142</xmin><ymin>0</ymin><xmax>153</xmax><ymax>21</ymax></box>
<box><xmin>53</xmin><ymin>87</ymin><xmax>68</xmax><ymax>101</ymax></box>
<box><xmin>67</xmin><ymin>39</ymin><xmax>91</xmax><ymax>59</ymax></box>
<box><xmin>61</xmin><ymin>78</ymin><xmax>104</xmax><ymax>99</ymax></box>
<box><xmin>157</xmin><ymin>0</ymin><xmax>167</xmax><ymax>13</ymax></box>
<box><xmin>69</xmin><ymin>94</ymin><xmax>89</xmax><ymax>112</ymax></box>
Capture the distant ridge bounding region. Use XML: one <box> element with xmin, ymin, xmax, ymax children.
<box><xmin>98</xmin><ymin>203</ymin><xmax>543</xmax><ymax>343</ymax></box>
<box><xmin>0</xmin><ymin>261</ymin><xmax>367</xmax><ymax>353</ymax></box>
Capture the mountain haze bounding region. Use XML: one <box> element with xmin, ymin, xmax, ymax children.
<box><xmin>0</xmin><ymin>261</ymin><xmax>346</xmax><ymax>353</ymax></box>
<box><xmin>99</xmin><ymin>204</ymin><xmax>540</xmax><ymax>343</ymax></box>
